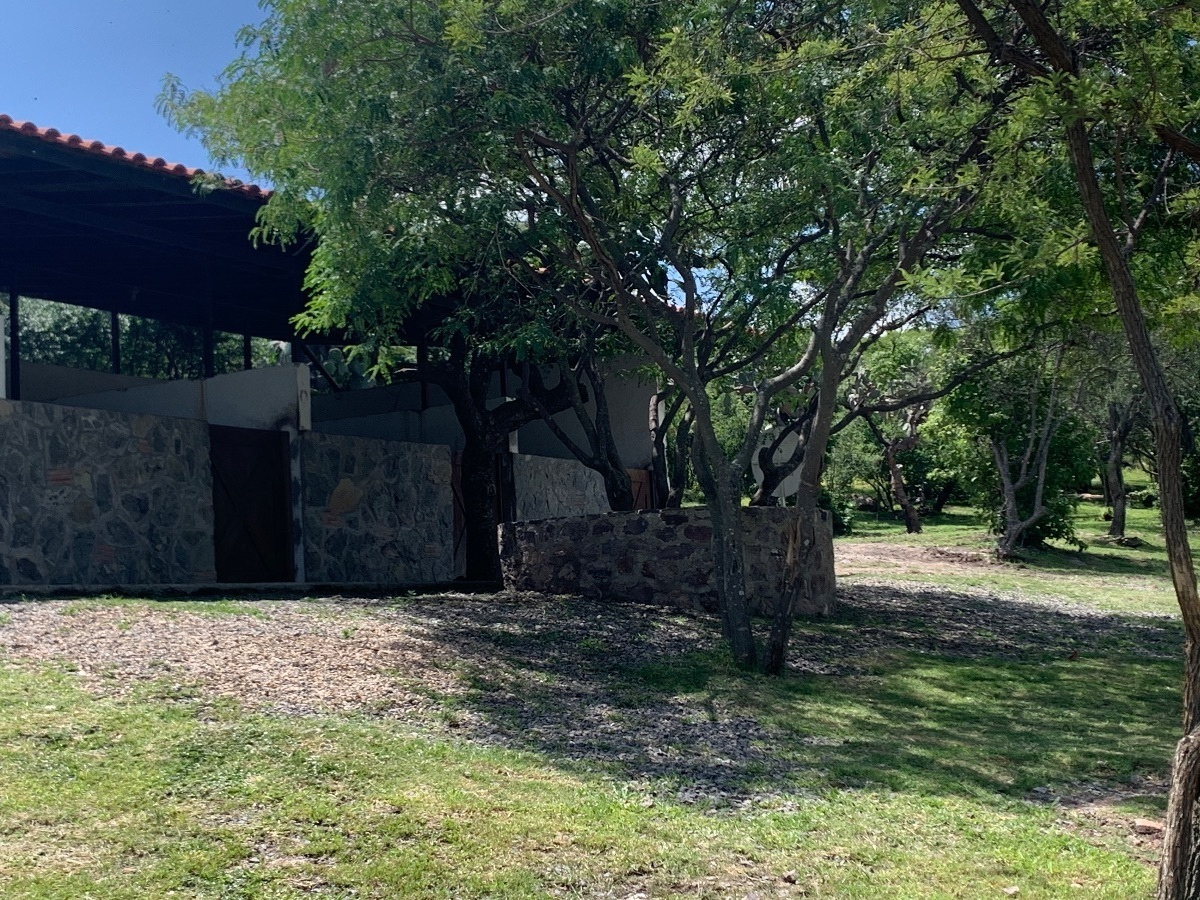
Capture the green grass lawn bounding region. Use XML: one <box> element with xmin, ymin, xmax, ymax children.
<box><xmin>0</xmin><ymin>599</ymin><xmax>1179</xmax><ymax>898</ymax></box>
<box><xmin>1</xmin><ymin>486</ymin><xmax>1190</xmax><ymax>898</ymax></box>
<box><xmin>839</xmin><ymin>499</ymin><xmax>1195</xmax><ymax>616</ymax></box>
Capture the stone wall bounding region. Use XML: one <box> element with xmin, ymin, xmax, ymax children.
<box><xmin>499</xmin><ymin>506</ymin><xmax>835</xmax><ymax>616</ymax></box>
<box><xmin>511</xmin><ymin>453</ymin><xmax>610</xmax><ymax>521</ymax></box>
<box><xmin>300</xmin><ymin>432</ymin><xmax>455</xmax><ymax>584</ymax></box>
<box><xmin>0</xmin><ymin>399</ymin><xmax>215</xmax><ymax>586</ymax></box>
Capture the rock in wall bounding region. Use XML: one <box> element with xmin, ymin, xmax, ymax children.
<box><xmin>499</xmin><ymin>506</ymin><xmax>834</xmax><ymax>616</ymax></box>
<box><xmin>0</xmin><ymin>399</ymin><xmax>215</xmax><ymax>585</ymax></box>
<box><xmin>301</xmin><ymin>432</ymin><xmax>455</xmax><ymax>583</ymax></box>
<box><xmin>511</xmin><ymin>453</ymin><xmax>610</xmax><ymax>521</ymax></box>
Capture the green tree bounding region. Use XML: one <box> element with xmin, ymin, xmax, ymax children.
<box><xmin>164</xmin><ymin>0</ymin><xmax>1034</xmax><ymax>671</ymax></box>
<box><xmin>17</xmin><ymin>296</ymin><xmax>270</xmax><ymax>380</ymax></box>
<box><xmin>948</xmin><ymin>2</ymin><xmax>1200</xmax><ymax>890</ymax></box>
<box><xmin>938</xmin><ymin>350</ymin><xmax>1096</xmax><ymax>556</ymax></box>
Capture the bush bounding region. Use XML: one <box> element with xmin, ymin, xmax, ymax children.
<box><xmin>819</xmin><ymin>486</ymin><xmax>854</xmax><ymax>536</ymax></box>
<box><xmin>1127</xmin><ymin>488</ymin><xmax>1158</xmax><ymax>509</ymax></box>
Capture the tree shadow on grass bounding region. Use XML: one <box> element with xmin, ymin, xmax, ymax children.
<box><xmin>1016</xmin><ymin>542</ymin><xmax>1171</xmax><ymax>578</ymax></box>
<box><xmin>404</xmin><ymin>585</ymin><xmax>1182</xmax><ymax>807</ymax></box>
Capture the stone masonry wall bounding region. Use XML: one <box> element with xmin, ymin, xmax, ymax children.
<box><xmin>0</xmin><ymin>399</ymin><xmax>215</xmax><ymax>586</ymax></box>
<box><xmin>301</xmin><ymin>432</ymin><xmax>455</xmax><ymax>584</ymax></box>
<box><xmin>511</xmin><ymin>453</ymin><xmax>610</xmax><ymax>521</ymax></box>
<box><xmin>499</xmin><ymin>506</ymin><xmax>834</xmax><ymax>616</ymax></box>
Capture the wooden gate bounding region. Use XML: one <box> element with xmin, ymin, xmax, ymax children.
<box><xmin>210</xmin><ymin>425</ymin><xmax>293</xmax><ymax>583</ymax></box>
<box><xmin>627</xmin><ymin>467</ymin><xmax>655</xmax><ymax>510</ymax></box>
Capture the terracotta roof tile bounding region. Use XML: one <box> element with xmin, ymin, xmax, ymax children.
<box><xmin>0</xmin><ymin>114</ymin><xmax>266</xmax><ymax>197</ymax></box>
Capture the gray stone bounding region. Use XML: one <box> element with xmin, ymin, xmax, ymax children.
<box><xmin>0</xmin><ymin>399</ymin><xmax>215</xmax><ymax>586</ymax></box>
<box><xmin>300</xmin><ymin>432</ymin><xmax>455</xmax><ymax>584</ymax></box>
<box><xmin>500</xmin><ymin>507</ymin><xmax>835</xmax><ymax>616</ymax></box>
<box><xmin>511</xmin><ymin>453</ymin><xmax>609</xmax><ymax>521</ymax></box>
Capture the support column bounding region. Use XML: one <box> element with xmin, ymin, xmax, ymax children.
<box><xmin>8</xmin><ymin>290</ymin><xmax>19</xmax><ymax>401</ymax></box>
<box><xmin>202</xmin><ymin>289</ymin><xmax>215</xmax><ymax>378</ymax></box>
<box><xmin>201</xmin><ymin>327</ymin><xmax>215</xmax><ymax>378</ymax></box>
<box><xmin>243</xmin><ymin>334</ymin><xmax>253</xmax><ymax>371</ymax></box>
<box><xmin>110</xmin><ymin>310</ymin><xmax>121</xmax><ymax>375</ymax></box>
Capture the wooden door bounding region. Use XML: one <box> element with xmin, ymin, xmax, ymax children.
<box><xmin>210</xmin><ymin>425</ymin><xmax>293</xmax><ymax>582</ymax></box>
<box><xmin>627</xmin><ymin>467</ymin><xmax>655</xmax><ymax>510</ymax></box>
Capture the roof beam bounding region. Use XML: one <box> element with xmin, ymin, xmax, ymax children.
<box><xmin>0</xmin><ymin>186</ymin><xmax>300</xmax><ymax>274</ymax></box>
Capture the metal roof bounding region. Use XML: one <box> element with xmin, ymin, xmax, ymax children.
<box><xmin>0</xmin><ymin>115</ymin><xmax>309</xmax><ymax>340</ymax></box>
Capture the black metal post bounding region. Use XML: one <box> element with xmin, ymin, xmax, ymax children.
<box><xmin>110</xmin><ymin>310</ymin><xmax>121</xmax><ymax>375</ymax></box>
<box><xmin>8</xmin><ymin>289</ymin><xmax>19</xmax><ymax>401</ymax></box>
<box><xmin>243</xmin><ymin>334</ymin><xmax>253</xmax><ymax>370</ymax></box>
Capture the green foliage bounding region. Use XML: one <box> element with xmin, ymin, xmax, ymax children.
<box><xmin>1184</xmin><ymin>455</ymin><xmax>1200</xmax><ymax>519</ymax></box>
<box><xmin>15</xmin><ymin>296</ymin><xmax>278</xmax><ymax>380</ymax></box>
<box><xmin>936</xmin><ymin>361</ymin><xmax>1097</xmax><ymax>551</ymax></box>
<box><xmin>824</xmin><ymin>418</ymin><xmax>889</xmax><ymax>509</ymax></box>
<box><xmin>818</xmin><ymin>485</ymin><xmax>855</xmax><ymax>537</ymax></box>
<box><xmin>1127</xmin><ymin>488</ymin><xmax>1159</xmax><ymax>510</ymax></box>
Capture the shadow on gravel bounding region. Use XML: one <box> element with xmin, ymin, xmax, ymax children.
<box><xmin>405</xmin><ymin>585</ymin><xmax>1182</xmax><ymax>806</ymax></box>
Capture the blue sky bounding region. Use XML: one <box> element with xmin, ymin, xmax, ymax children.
<box><xmin>2</xmin><ymin>1</ymin><xmax>264</xmax><ymax>181</ymax></box>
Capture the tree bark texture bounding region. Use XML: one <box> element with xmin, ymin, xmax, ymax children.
<box><xmin>666</xmin><ymin>406</ymin><xmax>694</xmax><ymax>508</ymax></box>
<box><xmin>691</xmin><ymin>413</ymin><xmax>757</xmax><ymax>668</ymax></box>
<box><xmin>764</xmin><ymin>353</ymin><xmax>841</xmax><ymax>675</ymax></box>
<box><xmin>649</xmin><ymin>390</ymin><xmax>677</xmax><ymax>509</ymax></box>
<box><xmin>1103</xmin><ymin>400</ymin><xmax>1135</xmax><ymax>539</ymax></box>
<box><xmin>1160</xmin><ymin>722</ymin><xmax>1200</xmax><ymax>900</ymax></box>
<box><xmin>866</xmin><ymin>415</ymin><xmax>923</xmax><ymax>534</ymax></box>
<box><xmin>1105</xmin><ymin>439</ymin><xmax>1128</xmax><ymax>538</ymax></box>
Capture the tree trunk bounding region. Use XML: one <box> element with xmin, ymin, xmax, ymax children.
<box><xmin>889</xmin><ymin>449</ymin><xmax>924</xmax><ymax>534</ymax></box>
<box><xmin>1106</xmin><ymin>438</ymin><xmax>1128</xmax><ymax>538</ymax></box>
<box><xmin>649</xmin><ymin>390</ymin><xmax>673</xmax><ymax>509</ymax></box>
<box><xmin>750</xmin><ymin>424</ymin><xmax>805</xmax><ymax>507</ymax></box>
<box><xmin>995</xmin><ymin>486</ymin><xmax>1026</xmax><ymax>559</ymax></box>
<box><xmin>600</xmin><ymin>462</ymin><xmax>635</xmax><ymax>512</ymax></box>
<box><xmin>691</xmin><ymin>415</ymin><xmax>757</xmax><ymax>668</ymax></box>
<box><xmin>928</xmin><ymin>479</ymin><xmax>956</xmax><ymax>515</ymax></box>
<box><xmin>523</xmin><ymin>360</ymin><xmax>635</xmax><ymax>510</ymax></box>
<box><xmin>992</xmin><ymin>435</ymin><xmax>1049</xmax><ymax>559</ymax></box>
<box><xmin>871</xmin><ymin>418</ymin><xmax>923</xmax><ymax>534</ymax></box>
<box><xmin>764</xmin><ymin>353</ymin><xmax>840</xmax><ymax>675</ymax></box>
<box><xmin>1160</xmin><ymin>720</ymin><xmax>1200</xmax><ymax>900</ymax></box>
<box><xmin>665</xmin><ymin>406</ymin><xmax>694</xmax><ymax>508</ymax></box>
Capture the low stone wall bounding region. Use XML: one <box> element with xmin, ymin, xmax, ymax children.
<box><xmin>499</xmin><ymin>506</ymin><xmax>834</xmax><ymax>616</ymax></box>
<box><xmin>0</xmin><ymin>399</ymin><xmax>215</xmax><ymax>586</ymax></box>
<box><xmin>511</xmin><ymin>453</ymin><xmax>609</xmax><ymax>521</ymax></box>
<box><xmin>300</xmin><ymin>432</ymin><xmax>455</xmax><ymax>584</ymax></box>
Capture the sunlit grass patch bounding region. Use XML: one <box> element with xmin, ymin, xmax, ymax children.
<box><xmin>0</xmin><ymin>641</ymin><xmax>1167</xmax><ymax>899</ymax></box>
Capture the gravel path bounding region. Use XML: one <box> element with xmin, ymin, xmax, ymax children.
<box><xmin>0</xmin><ymin>580</ymin><xmax>1180</xmax><ymax>813</ymax></box>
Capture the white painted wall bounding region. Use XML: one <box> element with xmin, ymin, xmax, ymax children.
<box><xmin>514</xmin><ymin>371</ymin><xmax>655</xmax><ymax>468</ymax></box>
<box><xmin>54</xmin><ymin>364</ymin><xmax>312</xmax><ymax>431</ymax></box>
<box><xmin>21</xmin><ymin>362</ymin><xmax>159</xmax><ymax>403</ymax></box>
<box><xmin>313</xmin><ymin>406</ymin><xmax>465</xmax><ymax>450</ymax></box>
<box><xmin>311</xmin><ymin>366</ymin><xmax>654</xmax><ymax>466</ymax></box>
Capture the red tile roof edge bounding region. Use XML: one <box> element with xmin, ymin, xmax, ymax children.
<box><xmin>0</xmin><ymin>114</ymin><xmax>267</xmax><ymax>198</ymax></box>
